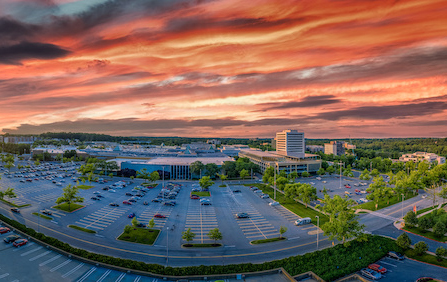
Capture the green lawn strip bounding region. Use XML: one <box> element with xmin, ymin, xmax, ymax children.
<box><xmin>118</xmin><ymin>227</ymin><xmax>160</xmax><ymax>245</ymax></box>
<box><xmin>251</xmin><ymin>237</ymin><xmax>286</xmax><ymax>244</ymax></box>
<box><xmin>356</xmin><ymin>193</ymin><xmax>418</xmax><ymax>211</ymax></box>
<box><xmin>405</xmin><ymin>249</ymin><xmax>447</xmax><ymax>268</ymax></box>
<box><xmin>68</xmin><ymin>225</ymin><xmax>96</xmax><ymax>234</ymax></box>
<box><xmin>402</xmin><ymin>226</ymin><xmax>447</xmax><ymax>242</ymax></box>
<box><xmin>245</xmin><ymin>183</ymin><xmax>329</xmax><ymax>225</ymax></box>
<box><xmin>416</xmin><ymin>205</ymin><xmax>437</xmax><ymax>215</ymax></box>
<box><xmin>182</xmin><ymin>243</ymin><xmax>222</xmax><ymax>248</ymax></box>
<box><xmin>76</xmin><ymin>185</ymin><xmax>94</xmax><ymax>190</ymax></box>
<box><xmin>218</xmin><ymin>185</ymin><xmax>226</xmax><ymax>187</ymax></box>
<box><xmin>0</xmin><ymin>198</ymin><xmax>30</xmax><ymax>208</ymax></box>
<box><xmin>142</xmin><ymin>183</ymin><xmax>158</xmax><ymax>187</ymax></box>
<box><xmin>191</xmin><ymin>191</ymin><xmax>210</xmax><ymax>197</ymax></box>
<box><xmin>32</xmin><ymin>213</ymin><xmax>52</xmax><ymax>220</ymax></box>
<box><xmin>53</xmin><ymin>203</ymin><xmax>84</xmax><ymax>213</ymax></box>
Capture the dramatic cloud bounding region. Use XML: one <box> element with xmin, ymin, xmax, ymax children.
<box><xmin>0</xmin><ymin>41</ymin><xmax>70</xmax><ymax>65</ymax></box>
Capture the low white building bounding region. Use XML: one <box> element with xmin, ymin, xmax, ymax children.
<box><xmin>399</xmin><ymin>152</ymin><xmax>445</xmax><ymax>164</ymax></box>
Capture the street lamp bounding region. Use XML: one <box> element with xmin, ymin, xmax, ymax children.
<box><xmin>338</xmin><ymin>162</ymin><xmax>343</xmax><ymax>189</ymax></box>
<box><xmin>401</xmin><ymin>194</ymin><xmax>405</xmax><ymax>219</ymax></box>
<box><xmin>315</xmin><ymin>216</ymin><xmax>319</xmax><ymax>250</ymax></box>
<box><xmin>274</xmin><ymin>166</ymin><xmax>277</xmax><ymax>200</ymax></box>
<box><xmin>38</xmin><ymin>202</ymin><xmax>41</xmax><ymax>233</ymax></box>
<box><xmin>166</xmin><ymin>226</ymin><xmax>170</xmax><ymax>267</ymax></box>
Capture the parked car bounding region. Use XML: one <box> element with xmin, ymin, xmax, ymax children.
<box><xmin>13</xmin><ymin>238</ymin><xmax>28</xmax><ymax>247</ymax></box>
<box><xmin>345</xmin><ymin>184</ymin><xmax>351</xmax><ymax>188</ymax></box>
<box><xmin>128</xmin><ymin>213</ymin><xmax>136</xmax><ymax>218</ymax></box>
<box><xmin>260</xmin><ymin>194</ymin><xmax>269</xmax><ymax>199</ymax></box>
<box><xmin>388</xmin><ymin>251</ymin><xmax>405</xmax><ymax>260</ymax></box>
<box><xmin>154</xmin><ymin>214</ymin><xmax>166</xmax><ymax>218</ymax></box>
<box><xmin>102</xmin><ymin>187</ymin><xmax>109</xmax><ymax>191</ymax></box>
<box><xmin>125</xmin><ymin>192</ymin><xmax>133</xmax><ymax>196</ymax></box>
<box><xmin>190</xmin><ymin>195</ymin><xmax>200</xmax><ymax>199</ymax></box>
<box><xmin>91</xmin><ymin>196</ymin><xmax>100</xmax><ymax>201</ymax></box>
<box><xmin>360</xmin><ymin>268</ymin><xmax>381</xmax><ymax>280</ymax></box>
<box><xmin>368</xmin><ymin>264</ymin><xmax>387</xmax><ymax>274</ymax></box>
<box><xmin>143</xmin><ymin>201</ymin><xmax>148</xmax><ymax>205</ymax></box>
<box><xmin>10</xmin><ymin>208</ymin><xmax>20</xmax><ymax>213</ymax></box>
<box><xmin>122</xmin><ymin>200</ymin><xmax>132</xmax><ymax>205</ymax></box>
<box><xmin>4</xmin><ymin>234</ymin><xmax>20</xmax><ymax>243</ymax></box>
<box><xmin>232</xmin><ymin>189</ymin><xmax>241</xmax><ymax>193</ymax></box>
<box><xmin>295</xmin><ymin>217</ymin><xmax>312</xmax><ymax>226</ymax></box>
<box><xmin>128</xmin><ymin>198</ymin><xmax>137</xmax><ymax>203</ymax></box>
<box><xmin>108</xmin><ymin>189</ymin><xmax>116</xmax><ymax>193</ymax></box>
<box><xmin>236</xmin><ymin>213</ymin><xmax>249</xmax><ymax>218</ymax></box>
<box><xmin>109</xmin><ymin>203</ymin><xmax>119</xmax><ymax>207</ymax></box>
<box><xmin>201</xmin><ymin>202</ymin><xmax>212</xmax><ymax>205</ymax></box>
<box><xmin>41</xmin><ymin>209</ymin><xmax>52</xmax><ymax>215</ymax></box>
<box><xmin>200</xmin><ymin>198</ymin><xmax>210</xmax><ymax>203</ymax></box>
<box><xmin>93</xmin><ymin>191</ymin><xmax>101</xmax><ymax>194</ymax></box>
<box><xmin>164</xmin><ymin>201</ymin><xmax>176</xmax><ymax>206</ymax></box>
<box><xmin>192</xmin><ymin>188</ymin><xmax>200</xmax><ymax>192</ymax></box>
<box><xmin>0</xmin><ymin>227</ymin><xmax>11</xmax><ymax>234</ymax></box>
<box><xmin>152</xmin><ymin>198</ymin><xmax>161</xmax><ymax>202</ymax></box>
<box><xmin>269</xmin><ymin>201</ymin><xmax>280</xmax><ymax>206</ymax></box>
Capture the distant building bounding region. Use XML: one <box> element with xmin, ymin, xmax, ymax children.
<box><xmin>1</xmin><ymin>136</ymin><xmax>37</xmax><ymax>144</ymax></box>
<box><xmin>306</xmin><ymin>145</ymin><xmax>324</xmax><ymax>153</ymax></box>
<box><xmin>399</xmin><ymin>152</ymin><xmax>445</xmax><ymax>164</ymax></box>
<box><xmin>344</xmin><ymin>143</ymin><xmax>356</xmax><ymax>150</ymax></box>
<box><xmin>324</xmin><ymin>141</ymin><xmax>345</xmax><ymax>156</ymax></box>
<box><xmin>275</xmin><ymin>129</ymin><xmax>305</xmax><ymax>158</ymax></box>
<box><xmin>271</xmin><ymin>138</ymin><xmax>276</xmax><ymax>149</ymax></box>
<box><xmin>219</xmin><ymin>145</ymin><xmax>249</xmax><ymax>157</ymax></box>
<box><xmin>207</xmin><ymin>139</ymin><xmax>221</xmax><ymax>145</ymax></box>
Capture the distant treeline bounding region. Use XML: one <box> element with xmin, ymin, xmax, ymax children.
<box><xmin>39</xmin><ymin>132</ymin><xmax>138</xmax><ymax>142</ymax></box>
<box><xmin>0</xmin><ymin>143</ymin><xmax>30</xmax><ymax>155</ymax></box>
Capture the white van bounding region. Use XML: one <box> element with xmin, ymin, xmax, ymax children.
<box><xmin>295</xmin><ymin>217</ymin><xmax>312</xmax><ymax>226</ymax></box>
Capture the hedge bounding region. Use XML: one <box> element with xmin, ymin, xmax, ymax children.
<box><xmin>0</xmin><ymin>214</ymin><xmax>400</xmax><ymax>281</ymax></box>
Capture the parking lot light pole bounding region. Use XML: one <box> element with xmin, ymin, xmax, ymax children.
<box><xmin>274</xmin><ymin>168</ymin><xmax>276</xmax><ymax>200</ymax></box>
<box><xmin>401</xmin><ymin>194</ymin><xmax>405</xmax><ymax>219</ymax></box>
<box><xmin>315</xmin><ymin>216</ymin><xmax>319</xmax><ymax>250</ymax></box>
<box><xmin>166</xmin><ymin>226</ymin><xmax>169</xmax><ymax>267</ymax></box>
<box><xmin>338</xmin><ymin>162</ymin><xmax>343</xmax><ymax>189</ymax></box>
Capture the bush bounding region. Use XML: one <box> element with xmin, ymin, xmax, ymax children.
<box><xmin>404</xmin><ymin>211</ymin><xmax>417</xmax><ymax>228</ymax></box>
<box><xmin>396</xmin><ymin>233</ymin><xmax>411</xmax><ymax>250</ymax></box>
<box><xmin>436</xmin><ymin>247</ymin><xmax>446</xmax><ymax>262</ymax></box>
<box><xmin>418</xmin><ymin>217</ymin><xmax>432</xmax><ymax>231</ymax></box>
<box><xmin>433</xmin><ymin>221</ymin><xmax>447</xmax><ymax>238</ymax></box>
<box><xmin>414</xmin><ymin>241</ymin><xmax>428</xmax><ymax>256</ymax></box>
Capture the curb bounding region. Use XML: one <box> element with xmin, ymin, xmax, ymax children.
<box><xmin>400</xmin><ymin>228</ymin><xmax>447</xmax><ymax>244</ymax></box>
<box><xmin>407</xmin><ymin>257</ymin><xmax>447</xmax><ymax>269</ymax></box>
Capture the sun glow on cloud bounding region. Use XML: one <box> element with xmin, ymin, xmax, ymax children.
<box><xmin>1</xmin><ymin>0</ymin><xmax>447</xmax><ymax>137</ymax></box>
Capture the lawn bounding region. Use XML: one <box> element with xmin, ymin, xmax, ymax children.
<box><xmin>142</xmin><ymin>183</ymin><xmax>158</xmax><ymax>187</ymax></box>
<box><xmin>53</xmin><ymin>203</ymin><xmax>84</xmax><ymax>212</ymax></box>
<box><xmin>117</xmin><ymin>227</ymin><xmax>160</xmax><ymax>245</ymax></box>
<box><xmin>32</xmin><ymin>212</ymin><xmax>52</xmax><ymax>220</ymax></box>
<box><xmin>251</xmin><ymin>237</ymin><xmax>286</xmax><ymax>244</ymax></box>
<box><xmin>0</xmin><ymin>198</ymin><xmax>30</xmax><ymax>208</ymax></box>
<box><xmin>76</xmin><ymin>185</ymin><xmax>94</xmax><ymax>190</ymax></box>
<box><xmin>191</xmin><ymin>191</ymin><xmax>210</xmax><ymax>197</ymax></box>
<box><xmin>245</xmin><ymin>184</ymin><xmax>329</xmax><ymax>225</ymax></box>
<box><xmin>182</xmin><ymin>243</ymin><xmax>222</xmax><ymax>247</ymax></box>
<box><xmin>405</xmin><ymin>249</ymin><xmax>447</xmax><ymax>268</ymax></box>
<box><xmin>356</xmin><ymin>193</ymin><xmax>418</xmax><ymax>211</ymax></box>
<box><xmin>403</xmin><ymin>226</ymin><xmax>447</xmax><ymax>243</ymax></box>
<box><xmin>68</xmin><ymin>225</ymin><xmax>96</xmax><ymax>234</ymax></box>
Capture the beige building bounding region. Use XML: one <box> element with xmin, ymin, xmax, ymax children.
<box><xmin>276</xmin><ymin>129</ymin><xmax>305</xmax><ymax>158</ymax></box>
<box><xmin>324</xmin><ymin>141</ymin><xmax>345</xmax><ymax>156</ymax></box>
<box><xmin>399</xmin><ymin>152</ymin><xmax>445</xmax><ymax>164</ymax></box>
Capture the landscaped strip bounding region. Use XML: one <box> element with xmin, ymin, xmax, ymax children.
<box><xmin>118</xmin><ymin>227</ymin><xmax>160</xmax><ymax>245</ymax></box>
<box><xmin>182</xmin><ymin>243</ymin><xmax>222</xmax><ymax>248</ymax></box>
<box><xmin>142</xmin><ymin>183</ymin><xmax>158</xmax><ymax>187</ymax></box>
<box><xmin>191</xmin><ymin>191</ymin><xmax>210</xmax><ymax>197</ymax></box>
<box><xmin>32</xmin><ymin>213</ymin><xmax>52</xmax><ymax>220</ymax></box>
<box><xmin>357</xmin><ymin>193</ymin><xmax>418</xmax><ymax>211</ymax></box>
<box><xmin>0</xmin><ymin>198</ymin><xmax>30</xmax><ymax>208</ymax></box>
<box><xmin>69</xmin><ymin>225</ymin><xmax>97</xmax><ymax>234</ymax></box>
<box><xmin>251</xmin><ymin>237</ymin><xmax>286</xmax><ymax>244</ymax></box>
<box><xmin>244</xmin><ymin>184</ymin><xmax>329</xmax><ymax>225</ymax></box>
<box><xmin>53</xmin><ymin>203</ymin><xmax>84</xmax><ymax>212</ymax></box>
<box><xmin>404</xmin><ymin>249</ymin><xmax>447</xmax><ymax>268</ymax></box>
<box><xmin>76</xmin><ymin>185</ymin><xmax>94</xmax><ymax>190</ymax></box>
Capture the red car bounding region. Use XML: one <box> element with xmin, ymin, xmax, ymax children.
<box><xmin>0</xmin><ymin>227</ymin><xmax>11</xmax><ymax>234</ymax></box>
<box><xmin>13</xmin><ymin>238</ymin><xmax>28</xmax><ymax>247</ymax></box>
<box><xmin>344</xmin><ymin>184</ymin><xmax>351</xmax><ymax>188</ymax></box>
<box><xmin>122</xmin><ymin>200</ymin><xmax>132</xmax><ymax>205</ymax></box>
<box><xmin>154</xmin><ymin>214</ymin><xmax>166</xmax><ymax>218</ymax></box>
<box><xmin>355</xmin><ymin>189</ymin><xmax>360</xmax><ymax>192</ymax></box>
<box><xmin>368</xmin><ymin>264</ymin><xmax>387</xmax><ymax>274</ymax></box>
<box><xmin>190</xmin><ymin>195</ymin><xmax>200</xmax><ymax>199</ymax></box>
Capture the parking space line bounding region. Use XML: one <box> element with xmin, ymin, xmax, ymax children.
<box><xmin>0</xmin><ymin>273</ymin><xmax>9</xmax><ymax>279</ymax></box>
<box><xmin>115</xmin><ymin>273</ymin><xmax>126</xmax><ymax>282</ymax></box>
<box><xmin>133</xmin><ymin>276</ymin><xmax>141</xmax><ymax>282</ymax></box>
<box><xmin>20</xmin><ymin>246</ymin><xmax>43</xmax><ymax>256</ymax></box>
<box><xmin>97</xmin><ymin>269</ymin><xmax>112</xmax><ymax>281</ymax></box>
<box><xmin>77</xmin><ymin>267</ymin><xmax>96</xmax><ymax>282</ymax></box>
<box><xmin>50</xmin><ymin>259</ymin><xmax>72</xmax><ymax>272</ymax></box>
<box><xmin>62</xmin><ymin>263</ymin><xmax>85</xmax><ymax>278</ymax></box>
<box><xmin>39</xmin><ymin>254</ymin><xmax>62</xmax><ymax>266</ymax></box>
<box><xmin>29</xmin><ymin>250</ymin><xmax>52</xmax><ymax>261</ymax></box>
<box><xmin>380</xmin><ymin>261</ymin><xmax>397</xmax><ymax>267</ymax></box>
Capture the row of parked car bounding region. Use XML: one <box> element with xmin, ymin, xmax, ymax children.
<box><xmin>359</xmin><ymin>251</ymin><xmax>405</xmax><ymax>280</ymax></box>
<box><xmin>0</xmin><ymin>227</ymin><xmax>28</xmax><ymax>247</ymax></box>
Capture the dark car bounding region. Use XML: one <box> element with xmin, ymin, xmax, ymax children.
<box><xmin>232</xmin><ymin>189</ymin><xmax>241</xmax><ymax>193</ymax></box>
<box><xmin>40</xmin><ymin>209</ymin><xmax>52</xmax><ymax>215</ymax></box>
<box><xmin>4</xmin><ymin>234</ymin><xmax>21</xmax><ymax>243</ymax></box>
<box><xmin>13</xmin><ymin>238</ymin><xmax>28</xmax><ymax>247</ymax></box>
<box><xmin>0</xmin><ymin>227</ymin><xmax>11</xmax><ymax>234</ymax></box>
<box><xmin>201</xmin><ymin>202</ymin><xmax>212</xmax><ymax>205</ymax></box>
<box><xmin>125</xmin><ymin>192</ymin><xmax>133</xmax><ymax>196</ymax></box>
<box><xmin>388</xmin><ymin>251</ymin><xmax>405</xmax><ymax>260</ymax></box>
<box><xmin>128</xmin><ymin>213</ymin><xmax>136</xmax><ymax>218</ymax></box>
<box><xmin>109</xmin><ymin>203</ymin><xmax>119</xmax><ymax>207</ymax></box>
<box><xmin>143</xmin><ymin>201</ymin><xmax>148</xmax><ymax>205</ymax></box>
<box><xmin>91</xmin><ymin>196</ymin><xmax>100</xmax><ymax>201</ymax></box>
<box><xmin>102</xmin><ymin>187</ymin><xmax>109</xmax><ymax>191</ymax></box>
<box><xmin>154</xmin><ymin>214</ymin><xmax>166</xmax><ymax>218</ymax></box>
<box><xmin>236</xmin><ymin>212</ymin><xmax>249</xmax><ymax>218</ymax></box>
<box><xmin>136</xmin><ymin>223</ymin><xmax>145</xmax><ymax>228</ymax></box>
<box><xmin>129</xmin><ymin>198</ymin><xmax>137</xmax><ymax>203</ymax></box>
<box><xmin>10</xmin><ymin>208</ymin><xmax>20</xmax><ymax>213</ymax></box>
<box><xmin>135</xmin><ymin>193</ymin><xmax>144</xmax><ymax>197</ymax></box>
<box><xmin>164</xmin><ymin>201</ymin><xmax>176</xmax><ymax>206</ymax></box>
<box><xmin>152</xmin><ymin>198</ymin><xmax>161</xmax><ymax>202</ymax></box>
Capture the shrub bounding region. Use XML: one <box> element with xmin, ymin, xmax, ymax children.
<box><xmin>418</xmin><ymin>217</ymin><xmax>432</xmax><ymax>231</ymax></box>
<box><xmin>433</xmin><ymin>221</ymin><xmax>447</xmax><ymax>238</ymax></box>
<box><xmin>414</xmin><ymin>241</ymin><xmax>428</xmax><ymax>256</ymax></box>
<box><xmin>396</xmin><ymin>233</ymin><xmax>411</xmax><ymax>250</ymax></box>
<box><xmin>435</xmin><ymin>247</ymin><xmax>446</xmax><ymax>262</ymax></box>
<box><xmin>404</xmin><ymin>211</ymin><xmax>417</xmax><ymax>228</ymax></box>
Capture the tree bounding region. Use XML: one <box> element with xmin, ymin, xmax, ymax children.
<box><xmin>204</xmin><ymin>163</ymin><xmax>219</xmax><ymax>178</ymax></box>
<box><xmin>418</xmin><ymin>217</ymin><xmax>432</xmax><ymax>231</ymax></box>
<box><xmin>414</xmin><ymin>241</ymin><xmax>428</xmax><ymax>256</ymax></box>
<box><xmin>438</xmin><ymin>185</ymin><xmax>447</xmax><ymax>204</ymax></box>
<box><xmin>370</xmin><ymin>169</ymin><xmax>379</xmax><ymax>177</ymax></box>
<box><xmin>0</xmin><ymin>187</ymin><xmax>16</xmax><ymax>200</ymax></box>
<box><xmin>207</xmin><ymin>228</ymin><xmax>223</xmax><ymax>245</ymax></box>
<box><xmin>343</xmin><ymin>165</ymin><xmax>354</xmax><ymax>177</ymax></box>
<box><xmin>317</xmin><ymin>168</ymin><xmax>325</xmax><ymax>176</ymax></box>
<box><xmin>218</xmin><ymin>174</ymin><xmax>228</xmax><ymax>185</ymax></box>
<box><xmin>262</xmin><ymin>167</ymin><xmax>275</xmax><ymax>184</ymax></box>
<box><xmin>147</xmin><ymin>218</ymin><xmax>155</xmax><ymax>229</ymax></box>
<box><xmin>190</xmin><ymin>161</ymin><xmax>204</xmax><ymax>177</ymax></box>
<box><xmin>367</xmin><ymin>176</ymin><xmax>393</xmax><ymax>210</ymax></box>
<box><xmin>87</xmin><ymin>172</ymin><xmax>98</xmax><ymax>184</ymax></box>
<box><xmin>288</xmin><ymin>171</ymin><xmax>299</xmax><ymax>182</ymax></box>
<box><xmin>279</xmin><ymin>226</ymin><xmax>288</xmax><ymax>239</ymax></box>
<box><xmin>4</xmin><ymin>161</ymin><xmax>14</xmax><ymax>172</ymax></box>
<box><xmin>149</xmin><ymin>171</ymin><xmax>160</xmax><ymax>183</ymax></box>
<box><xmin>199</xmin><ymin>176</ymin><xmax>214</xmax><ymax>191</ymax></box>
<box><xmin>108</xmin><ymin>173</ymin><xmax>113</xmax><ymax>179</ymax></box>
<box><xmin>131</xmin><ymin>217</ymin><xmax>139</xmax><ymax>227</ymax></box>
<box><xmin>56</xmin><ymin>184</ymin><xmax>84</xmax><ymax>211</ymax></box>
<box><xmin>396</xmin><ymin>233</ymin><xmax>411</xmax><ymax>250</ymax></box>
<box><xmin>136</xmin><ymin>168</ymin><xmax>150</xmax><ymax>182</ymax></box>
<box><xmin>404</xmin><ymin>211</ymin><xmax>418</xmax><ymax>228</ymax></box>
<box><xmin>326</xmin><ymin>166</ymin><xmax>335</xmax><ymax>175</ymax></box>
<box><xmin>298</xmin><ymin>184</ymin><xmax>317</xmax><ymax>208</ymax></box>
<box><xmin>182</xmin><ymin>228</ymin><xmax>196</xmax><ymax>244</ymax></box>
<box><xmin>301</xmin><ymin>171</ymin><xmax>310</xmax><ymax>177</ymax></box>
<box><xmin>433</xmin><ymin>221</ymin><xmax>446</xmax><ymax>238</ymax></box>
<box><xmin>239</xmin><ymin>169</ymin><xmax>249</xmax><ymax>180</ymax></box>
<box><xmin>276</xmin><ymin>176</ymin><xmax>288</xmax><ymax>190</ymax></box>
<box><xmin>436</xmin><ymin>247</ymin><xmax>446</xmax><ymax>261</ymax></box>
<box><xmin>359</xmin><ymin>169</ymin><xmax>371</xmax><ymax>180</ymax></box>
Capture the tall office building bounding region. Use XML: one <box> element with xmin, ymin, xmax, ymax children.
<box><xmin>324</xmin><ymin>141</ymin><xmax>345</xmax><ymax>156</ymax></box>
<box><xmin>275</xmin><ymin>130</ymin><xmax>305</xmax><ymax>158</ymax></box>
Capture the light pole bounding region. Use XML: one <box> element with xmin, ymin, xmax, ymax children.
<box><xmin>38</xmin><ymin>202</ymin><xmax>41</xmax><ymax>233</ymax></box>
<box><xmin>401</xmin><ymin>194</ymin><xmax>405</xmax><ymax>219</ymax></box>
<box><xmin>274</xmin><ymin>166</ymin><xmax>277</xmax><ymax>200</ymax></box>
<box><xmin>162</xmin><ymin>166</ymin><xmax>165</xmax><ymax>188</ymax></box>
<box><xmin>166</xmin><ymin>226</ymin><xmax>170</xmax><ymax>266</ymax></box>
<box><xmin>315</xmin><ymin>216</ymin><xmax>319</xmax><ymax>250</ymax></box>
<box><xmin>338</xmin><ymin>162</ymin><xmax>343</xmax><ymax>189</ymax></box>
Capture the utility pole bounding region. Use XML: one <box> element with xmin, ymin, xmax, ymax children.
<box><xmin>166</xmin><ymin>226</ymin><xmax>169</xmax><ymax>267</ymax></box>
<box><xmin>338</xmin><ymin>161</ymin><xmax>343</xmax><ymax>189</ymax></box>
<box><xmin>315</xmin><ymin>215</ymin><xmax>319</xmax><ymax>250</ymax></box>
<box><xmin>401</xmin><ymin>194</ymin><xmax>405</xmax><ymax>219</ymax></box>
<box><xmin>274</xmin><ymin>166</ymin><xmax>277</xmax><ymax>200</ymax></box>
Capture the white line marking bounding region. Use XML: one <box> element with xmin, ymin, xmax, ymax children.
<box><xmin>380</xmin><ymin>261</ymin><xmax>397</xmax><ymax>267</ymax></box>
<box><xmin>0</xmin><ymin>273</ymin><xmax>9</xmax><ymax>279</ymax></box>
<box><xmin>97</xmin><ymin>269</ymin><xmax>112</xmax><ymax>282</ymax></box>
<box><xmin>134</xmin><ymin>276</ymin><xmax>141</xmax><ymax>282</ymax></box>
<box><xmin>62</xmin><ymin>263</ymin><xmax>85</xmax><ymax>278</ymax></box>
<box><xmin>115</xmin><ymin>273</ymin><xmax>126</xmax><ymax>282</ymax></box>
<box><xmin>50</xmin><ymin>259</ymin><xmax>71</xmax><ymax>272</ymax></box>
<box><xmin>39</xmin><ymin>254</ymin><xmax>62</xmax><ymax>266</ymax></box>
<box><xmin>21</xmin><ymin>246</ymin><xmax>42</xmax><ymax>256</ymax></box>
<box><xmin>30</xmin><ymin>250</ymin><xmax>51</xmax><ymax>261</ymax></box>
<box><xmin>77</xmin><ymin>267</ymin><xmax>96</xmax><ymax>282</ymax></box>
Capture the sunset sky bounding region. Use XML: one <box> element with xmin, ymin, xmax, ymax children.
<box><xmin>1</xmin><ymin>0</ymin><xmax>447</xmax><ymax>138</ymax></box>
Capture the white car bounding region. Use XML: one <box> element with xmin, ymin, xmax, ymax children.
<box><xmin>108</xmin><ymin>189</ymin><xmax>116</xmax><ymax>193</ymax></box>
<box><xmin>310</xmin><ymin>182</ymin><xmax>315</xmax><ymax>185</ymax></box>
<box><xmin>200</xmin><ymin>198</ymin><xmax>210</xmax><ymax>203</ymax></box>
<box><xmin>359</xmin><ymin>198</ymin><xmax>368</xmax><ymax>203</ymax></box>
<box><xmin>56</xmin><ymin>182</ymin><xmax>62</xmax><ymax>186</ymax></box>
<box><xmin>269</xmin><ymin>201</ymin><xmax>280</xmax><ymax>206</ymax></box>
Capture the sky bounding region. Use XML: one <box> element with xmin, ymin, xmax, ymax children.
<box><xmin>1</xmin><ymin>0</ymin><xmax>447</xmax><ymax>139</ymax></box>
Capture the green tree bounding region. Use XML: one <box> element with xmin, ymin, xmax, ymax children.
<box><xmin>276</xmin><ymin>176</ymin><xmax>288</xmax><ymax>190</ymax></box>
<box><xmin>396</xmin><ymin>233</ymin><xmax>411</xmax><ymax>250</ymax></box>
<box><xmin>414</xmin><ymin>241</ymin><xmax>428</xmax><ymax>256</ymax></box>
<box><xmin>239</xmin><ymin>169</ymin><xmax>249</xmax><ymax>180</ymax></box>
<box><xmin>370</xmin><ymin>169</ymin><xmax>379</xmax><ymax>177</ymax></box>
<box><xmin>326</xmin><ymin>166</ymin><xmax>335</xmax><ymax>175</ymax></box>
<box><xmin>438</xmin><ymin>185</ymin><xmax>447</xmax><ymax>204</ymax></box>
<box><xmin>182</xmin><ymin>228</ymin><xmax>196</xmax><ymax>244</ymax></box>
<box><xmin>149</xmin><ymin>171</ymin><xmax>160</xmax><ymax>183</ymax></box>
<box><xmin>4</xmin><ymin>161</ymin><xmax>14</xmax><ymax>172</ymax></box>
<box><xmin>199</xmin><ymin>176</ymin><xmax>214</xmax><ymax>191</ymax></box>
<box><xmin>204</xmin><ymin>163</ymin><xmax>219</xmax><ymax>178</ymax></box>
<box><xmin>359</xmin><ymin>169</ymin><xmax>371</xmax><ymax>180</ymax></box>
<box><xmin>108</xmin><ymin>173</ymin><xmax>113</xmax><ymax>179</ymax></box>
<box><xmin>404</xmin><ymin>211</ymin><xmax>418</xmax><ymax>228</ymax></box>
<box><xmin>279</xmin><ymin>225</ymin><xmax>288</xmax><ymax>239</ymax></box>
<box><xmin>436</xmin><ymin>247</ymin><xmax>446</xmax><ymax>261</ymax></box>
<box><xmin>418</xmin><ymin>217</ymin><xmax>432</xmax><ymax>231</ymax></box>
<box><xmin>0</xmin><ymin>187</ymin><xmax>16</xmax><ymax>200</ymax></box>
<box><xmin>190</xmin><ymin>161</ymin><xmax>204</xmax><ymax>177</ymax></box>
<box><xmin>298</xmin><ymin>184</ymin><xmax>317</xmax><ymax>208</ymax></box>
<box><xmin>55</xmin><ymin>184</ymin><xmax>84</xmax><ymax>211</ymax></box>
<box><xmin>288</xmin><ymin>171</ymin><xmax>299</xmax><ymax>182</ymax></box>
<box><xmin>367</xmin><ymin>176</ymin><xmax>393</xmax><ymax>210</ymax></box>
<box><xmin>343</xmin><ymin>165</ymin><xmax>354</xmax><ymax>177</ymax></box>
<box><xmin>136</xmin><ymin>168</ymin><xmax>150</xmax><ymax>182</ymax></box>
<box><xmin>147</xmin><ymin>218</ymin><xmax>155</xmax><ymax>229</ymax></box>
<box><xmin>317</xmin><ymin>168</ymin><xmax>325</xmax><ymax>176</ymax></box>
<box><xmin>301</xmin><ymin>171</ymin><xmax>310</xmax><ymax>177</ymax></box>
<box><xmin>218</xmin><ymin>174</ymin><xmax>228</xmax><ymax>185</ymax></box>
<box><xmin>433</xmin><ymin>221</ymin><xmax>446</xmax><ymax>238</ymax></box>
<box><xmin>131</xmin><ymin>217</ymin><xmax>139</xmax><ymax>227</ymax></box>
<box><xmin>262</xmin><ymin>166</ymin><xmax>275</xmax><ymax>184</ymax></box>
<box><xmin>207</xmin><ymin>228</ymin><xmax>223</xmax><ymax>244</ymax></box>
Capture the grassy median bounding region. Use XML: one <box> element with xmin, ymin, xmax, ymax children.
<box><xmin>53</xmin><ymin>203</ymin><xmax>84</xmax><ymax>212</ymax></box>
<box><xmin>191</xmin><ymin>191</ymin><xmax>210</xmax><ymax>197</ymax></box>
<box><xmin>69</xmin><ymin>225</ymin><xmax>97</xmax><ymax>234</ymax></box>
<box><xmin>32</xmin><ymin>213</ymin><xmax>52</xmax><ymax>220</ymax></box>
<box><xmin>251</xmin><ymin>237</ymin><xmax>286</xmax><ymax>244</ymax></box>
<box><xmin>76</xmin><ymin>185</ymin><xmax>94</xmax><ymax>190</ymax></box>
<box><xmin>118</xmin><ymin>227</ymin><xmax>160</xmax><ymax>245</ymax></box>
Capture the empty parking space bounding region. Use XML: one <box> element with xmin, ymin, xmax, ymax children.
<box><xmin>137</xmin><ymin>205</ymin><xmax>173</xmax><ymax>229</ymax></box>
<box><xmin>184</xmin><ymin>200</ymin><xmax>218</xmax><ymax>243</ymax></box>
<box><xmin>75</xmin><ymin>206</ymin><xmax>130</xmax><ymax>231</ymax></box>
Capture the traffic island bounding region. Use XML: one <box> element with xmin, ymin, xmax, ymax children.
<box><xmin>32</xmin><ymin>213</ymin><xmax>52</xmax><ymax>220</ymax></box>
<box><xmin>182</xmin><ymin>243</ymin><xmax>222</xmax><ymax>248</ymax></box>
<box><xmin>68</xmin><ymin>225</ymin><xmax>96</xmax><ymax>234</ymax></box>
<box><xmin>117</xmin><ymin>226</ymin><xmax>160</xmax><ymax>245</ymax></box>
<box><xmin>76</xmin><ymin>185</ymin><xmax>94</xmax><ymax>190</ymax></box>
<box><xmin>53</xmin><ymin>203</ymin><xmax>84</xmax><ymax>212</ymax></box>
<box><xmin>251</xmin><ymin>237</ymin><xmax>286</xmax><ymax>244</ymax></box>
<box><xmin>191</xmin><ymin>191</ymin><xmax>210</xmax><ymax>197</ymax></box>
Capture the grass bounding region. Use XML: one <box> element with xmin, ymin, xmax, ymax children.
<box><xmin>405</xmin><ymin>249</ymin><xmax>447</xmax><ymax>268</ymax></box>
<box><xmin>218</xmin><ymin>184</ymin><xmax>226</xmax><ymax>187</ymax></box>
<box><xmin>76</xmin><ymin>185</ymin><xmax>94</xmax><ymax>190</ymax></box>
<box><xmin>68</xmin><ymin>224</ymin><xmax>97</xmax><ymax>234</ymax></box>
<box><xmin>32</xmin><ymin>212</ymin><xmax>52</xmax><ymax>220</ymax></box>
<box><xmin>416</xmin><ymin>205</ymin><xmax>438</xmax><ymax>215</ymax></box>
<box><xmin>118</xmin><ymin>227</ymin><xmax>160</xmax><ymax>245</ymax></box>
<box><xmin>142</xmin><ymin>183</ymin><xmax>158</xmax><ymax>187</ymax></box>
<box><xmin>403</xmin><ymin>226</ymin><xmax>447</xmax><ymax>242</ymax></box>
<box><xmin>53</xmin><ymin>203</ymin><xmax>84</xmax><ymax>212</ymax></box>
<box><xmin>191</xmin><ymin>191</ymin><xmax>210</xmax><ymax>197</ymax></box>
<box><xmin>356</xmin><ymin>193</ymin><xmax>418</xmax><ymax>211</ymax></box>
<box><xmin>244</xmin><ymin>183</ymin><xmax>329</xmax><ymax>225</ymax></box>
<box><xmin>0</xmin><ymin>198</ymin><xmax>30</xmax><ymax>208</ymax></box>
<box><xmin>251</xmin><ymin>237</ymin><xmax>286</xmax><ymax>244</ymax></box>
<box><xmin>182</xmin><ymin>243</ymin><xmax>222</xmax><ymax>248</ymax></box>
